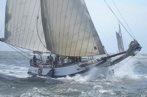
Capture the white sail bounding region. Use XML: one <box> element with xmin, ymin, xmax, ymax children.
<box><xmin>5</xmin><ymin>0</ymin><xmax>48</xmax><ymax>52</ymax></box>
<box><xmin>116</xmin><ymin>25</ymin><xmax>124</xmax><ymax>52</ymax></box>
<box><xmin>41</xmin><ymin>0</ymin><xmax>105</xmax><ymax>56</ymax></box>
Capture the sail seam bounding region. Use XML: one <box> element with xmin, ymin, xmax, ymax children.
<box><xmin>61</xmin><ymin>0</ymin><xmax>70</xmax><ymax>55</ymax></box>
<box><xmin>79</xmin><ymin>1</ymin><xmax>90</xmax><ymax>56</ymax></box>
<box><xmin>55</xmin><ymin>0</ymin><xmax>60</xmax><ymax>54</ymax></box>
<box><xmin>26</xmin><ymin>0</ymin><xmax>38</xmax><ymax>50</ymax></box>
<box><xmin>11</xmin><ymin>1</ymin><xmax>19</xmax><ymax>45</ymax></box>
<box><xmin>13</xmin><ymin>0</ymin><xmax>18</xmax><ymax>45</ymax></box>
<box><xmin>65</xmin><ymin>0</ymin><xmax>75</xmax><ymax>56</ymax></box>
<box><xmin>68</xmin><ymin>1</ymin><xmax>81</xmax><ymax>56</ymax></box>
<box><xmin>21</xmin><ymin>0</ymin><xmax>31</xmax><ymax>48</ymax></box>
<box><xmin>73</xmin><ymin>1</ymin><xmax>85</xmax><ymax>56</ymax></box>
<box><xmin>31</xmin><ymin>1</ymin><xmax>39</xmax><ymax>50</ymax></box>
<box><xmin>52</xmin><ymin>0</ymin><xmax>56</xmax><ymax>53</ymax></box>
<box><xmin>19</xmin><ymin>0</ymin><xmax>27</xmax><ymax>48</ymax></box>
<box><xmin>10</xmin><ymin>1</ymin><xmax>16</xmax><ymax>45</ymax></box>
<box><xmin>79</xmin><ymin>22</ymin><xmax>88</xmax><ymax>56</ymax></box>
<box><xmin>58</xmin><ymin>0</ymin><xmax>64</xmax><ymax>55</ymax></box>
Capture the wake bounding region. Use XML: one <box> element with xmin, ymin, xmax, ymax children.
<box><xmin>57</xmin><ymin>55</ymin><xmax>146</xmax><ymax>82</ymax></box>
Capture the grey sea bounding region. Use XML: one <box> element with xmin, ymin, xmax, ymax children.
<box><xmin>0</xmin><ymin>51</ymin><xmax>147</xmax><ymax>97</ymax></box>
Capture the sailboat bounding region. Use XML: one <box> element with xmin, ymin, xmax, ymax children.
<box><xmin>116</xmin><ymin>24</ymin><xmax>125</xmax><ymax>52</ymax></box>
<box><xmin>0</xmin><ymin>0</ymin><xmax>141</xmax><ymax>78</ymax></box>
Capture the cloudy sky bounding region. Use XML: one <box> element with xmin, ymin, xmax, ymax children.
<box><xmin>0</xmin><ymin>0</ymin><xmax>147</xmax><ymax>53</ymax></box>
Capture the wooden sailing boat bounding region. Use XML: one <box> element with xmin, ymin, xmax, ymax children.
<box><xmin>0</xmin><ymin>0</ymin><xmax>141</xmax><ymax>77</ymax></box>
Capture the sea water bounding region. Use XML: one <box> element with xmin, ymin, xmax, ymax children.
<box><xmin>0</xmin><ymin>51</ymin><xmax>147</xmax><ymax>97</ymax></box>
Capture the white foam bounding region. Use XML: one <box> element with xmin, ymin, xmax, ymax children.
<box><xmin>57</xmin><ymin>67</ymin><xmax>107</xmax><ymax>82</ymax></box>
<box><xmin>0</xmin><ymin>63</ymin><xmax>29</xmax><ymax>78</ymax></box>
<box><xmin>112</xmin><ymin>57</ymin><xmax>141</xmax><ymax>79</ymax></box>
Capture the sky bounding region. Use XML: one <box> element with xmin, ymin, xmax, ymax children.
<box><xmin>0</xmin><ymin>0</ymin><xmax>147</xmax><ymax>53</ymax></box>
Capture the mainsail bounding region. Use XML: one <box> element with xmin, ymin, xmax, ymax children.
<box><xmin>5</xmin><ymin>0</ymin><xmax>48</xmax><ymax>52</ymax></box>
<box><xmin>41</xmin><ymin>0</ymin><xmax>105</xmax><ymax>56</ymax></box>
<box><xmin>4</xmin><ymin>0</ymin><xmax>105</xmax><ymax>56</ymax></box>
<box><xmin>116</xmin><ymin>25</ymin><xmax>124</xmax><ymax>52</ymax></box>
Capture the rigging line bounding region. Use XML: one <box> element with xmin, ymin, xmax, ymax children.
<box><xmin>36</xmin><ymin>16</ymin><xmax>47</xmax><ymax>49</ymax></box>
<box><xmin>104</xmin><ymin>0</ymin><xmax>135</xmax><ymax>40</ymax></box>
<box><xmin>111</xmin><ymin>0</ymin><xmax>136</xmax><ymax>39</ymax></box>
<box><xmin>36</xmin><ymin>7</ymin><xmax>47</xmax><ymax>52</ymax></box>
<box><xmin>6</xmin><ymin>44</ymin><xmax>30</xmax><ymax>60</ymax></box>
<box><xmin>33</xmin><ymin>5</ymin><xmax>47</xmax><ymax>51</ymax></box>
<box><xmin>113</xmin><ymin>56</ymin><xmax>133</xmax><ymax>73</ymax></box>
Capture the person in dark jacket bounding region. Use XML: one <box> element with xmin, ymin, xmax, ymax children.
<box><xmin>33</xmin><ymin>55</ymin><xmax>37</xmax><ymax>66</ymax></box>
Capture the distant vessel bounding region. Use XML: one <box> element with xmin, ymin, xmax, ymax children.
<box><xmin>116</xmin><ymin>24</ymin><xmax>125</xmax><ymax>52</ymax></box>
<box><xmin>0</xmin><ymin>0</ymin><xmax>141</xmax><ymax>77</ymax></box>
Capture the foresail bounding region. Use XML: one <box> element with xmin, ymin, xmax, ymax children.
<box><xmin>41</xmin><ymin>0</ymin><xmax>105</xmax><ymax>56</ymax></box>
<box><xmin>5</xmin><ymin>0</ymin><xmax>48</xmax><ymax>52</ymax></box>
<box><xmin>116</xmin><ymin>25</ymin><xmax>124</xmax><ymax>52</ymax></box>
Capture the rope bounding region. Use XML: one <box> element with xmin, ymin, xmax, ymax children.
<box><xmin>6</xmin><ymin>44</ymin><xmax>31</xmax><ymax>60</ymax></box>
<box><xmin>113</xmin><ymin>56</ymin><xmax>133</xmax><ymax>73</ymax></box>
<box><xmin>111</xmin><ymin>0</ymin><xmax>136</xmax><ymax>39</ymax></box>
<box><xmin>36</xmin><ymin>16</ymin><xmax>47</xmax><ymax>49</ymax></box>
<box><xmin>104</xmin><ymin>0</ymin><xmax>135</xmax><ymax>40</ymax></box>
<box><xmin>113</xmin><ymin>50</ymin><xmax>141</xmax><ymax>73</ymax></box>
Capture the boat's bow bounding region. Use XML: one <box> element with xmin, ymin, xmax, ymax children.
<box><xmin>125</xmin><ymin>40</ymin><xmax>142</xmax><ymax>56</ymax></box>
<box><xmin>97</xmin><ymin>40</ymin><xmax>142</xmax><ymax>67</ymax></box>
